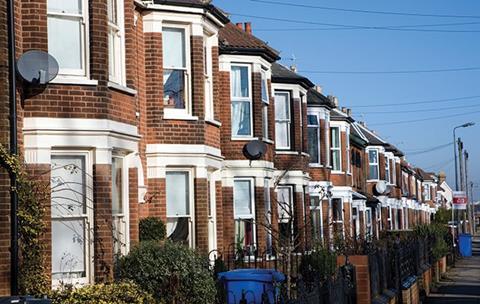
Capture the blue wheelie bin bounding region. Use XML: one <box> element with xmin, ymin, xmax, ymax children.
<box><xmin>459</xmin><ymin>233</ymin><xmax>472</xmax><ymax>257</ymax></box>
<box><xmin>218</xmin><ymin>269</ymin><xmax>285</xmax><ymax>304</ymax></box>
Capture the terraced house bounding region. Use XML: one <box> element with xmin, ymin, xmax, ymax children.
<box><xmin>0</xmin><ymin>0</ymin><xmax>440</xmax><ymax>294</ymax></box>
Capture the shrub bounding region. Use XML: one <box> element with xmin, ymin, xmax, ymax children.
<box><xmin>139</xmin><ymin>217</ymin><xmax>166</xmax><ymax>242</ymax></box>
<box><xmin>299</xmin><ymin>245</ymin><xmax>337</xmax><ymax>284</ymax></box>
<box><xmin>116</xmin><ymin>241</ymin><xmax>216</xmax><ymax>303</ymax></box>
<box><xmin>49</xmin><ymin>281</ymin><xmax>154</xmax><ymax>304</ymax></box>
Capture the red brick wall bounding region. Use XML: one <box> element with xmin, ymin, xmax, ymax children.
<box><xmin>93</xmin><ymin>164</ymin><xmax>114</xmax><ymax>283</ymax></box>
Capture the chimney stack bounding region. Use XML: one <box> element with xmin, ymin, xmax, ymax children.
<box><xmin>327</xmin><ymin>95</ymin><xmax>339</xmax><ymax>107</ymax></box>
<box><xmin>236</xmin><ymin>23</ymin><xmax>243</xmax><ymax>30</ymax></box>
<box><xmin>245</xmin><ymin>22</ymin><xmax>252</xmax><ymax>35</ymax></box>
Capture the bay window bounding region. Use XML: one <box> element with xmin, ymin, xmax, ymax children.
<box><xmin>50</xmin><ymin>152</ymin><xmax>92</xmax><ymax>285</ymax></box>
<box><xmin>307</xmin><ymin>114</ymin><xmax>320</xmax><ymax>164</ymax></box>
<box><xmin>166</xmin><ymin>171</ymin><xmax>193</xmax><ymax>247</ymax></box>
<box><xmin>424</xmin><ymin>184</ymin><xmax>431</xmax><ymax>200</ymax></box>
<box><xmin>275</xmin><ymin>92</ymin><xmax>291</xmax><ymax>149</ymax></box>
<box><xmin>385</xmin><ymin>157</ymin><xmax>391</xmax><ymax>183</ymax></box>
<box><xmin>261</xmin><ymin>69</ymin><xmax>269</xmax><ymax>140</ymax></box>
<box><xmin>332</xmin><ymin>198</ymin><xmax>343</xmax><ymax>236</ymax></box>
<box><xmin>47</xmin><ymin>0</ymin><xmax>88</xmax><ymax>77</ymax></box>
<box><xmin>163</xmin><ymin>26</ymin><xmax>190</xmax><ymax>111</ymax></box>
<box><xmin>366</xmin><ymin>207</ymin><xmax>373</xmax><ymax>239</ymax></box>
<box><xmin>346</xmin><ymin>127</ymin><xmax>351</xmax><ymax>174</ymax></box>
<box><xmin>277</xmin><ymin>186</ymin><xmax>293</xmax><ymax>242</ymax></box>
<box><xmin>234</xmin><ymin>179</ymin><xmax>256</xmax><ymax>251</ymax></box>
<box><xmin>264</xmin><ymin>179</ymin><xmax>272</xmax><ymax>254</ymax></box>
<box><xmin>368</xmin><ymin>149</ymin><xmax>379</xmax><ymax>180</ymax></box>
<box><xmin>310</xmin><ymin>196</ymin><xmax>323</xmax><ymax>242</ymax></box>
<box><xmin>231</xmin><ymin>65</ymin><xmax>252</xmax><ymax>137</ymax></box>
<box><xmin>330</xmin><ymin>127</ymin><xmax>341</xmax><ymax>171</ymax></box>
<box><xmin>204</xmin><ymin>35</ymin><xmax>214</xmax><ymax>120</ymax></box>
<box><xmin>112</xmin><ymin>156</ymin><xmax>128</xmax><ymax>256</ymax></box>
<box><xmin>107</xmin><ymin>0</ymin><xmax>125</xmax><ymax>85</ymax></box>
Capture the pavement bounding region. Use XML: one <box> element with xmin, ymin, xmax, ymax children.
<box><xmin>425</xmin><ymin>236</ymin><xmax>480</xmax><ymax>304</ymax></box>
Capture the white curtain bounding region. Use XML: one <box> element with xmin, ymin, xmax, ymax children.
<box><xmin>163</xmin><ymin>28</ymin><xmax>185</xmax><ymax>68</ymax></box>
<box><xmin>48</xmin><ymin>0</ymin><xmax>81</xmax><ymax>14</ymax></box>
<box><xmin>232</xmin><ymin>101</ymin><xmax>251</xmax><ymax>136</ymax></box>
<box><xmin>51</xmin><ymin>155</ymin><xmax>86</xmax><ymax>217</ymax></box>
<box><xmin>234</xmin><ymin>180</ymin><xmax>252</xmax><ymax>217</ymax></box>
<box><xmin>231</xmin><ymin>66</ymin><xmax>249</xmax><ymax>98</ymax></box>
<box><xmin>166</xmin><ymin>172</ymin><xmax>190</xmax><ymax>217</ymax></box>
<box><xmin>48</xmin><ymin>17</ymin><xmax>83</xmax><ymax>70</ymax></box>
<box><xmin>51</xmin><ymin>219</ymin><xmax>86</xmax><ymax>278</ymax></box>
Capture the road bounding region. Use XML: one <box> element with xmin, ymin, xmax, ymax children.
<box><xmin>425</xmin><ymin>236</ymin><xmax>480</xmax><ymax>304</ymax></box>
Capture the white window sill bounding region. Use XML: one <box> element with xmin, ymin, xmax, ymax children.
<box><xmin>367</xmin><ymin>179</ymin><xmax>381</xmax><ymax>182</ymax></box>
<box><xmin>331</xmin><ymin>170</ymin><xmax>344</xmax><ymax>174</ymax></box>
<box><xmin>205</xmin><ymin>119</ymin><xmax>222</xmax><ymax>127</ymax></box>
<box><xmin>301</xmin><ymin>152</ymin><xmax>310</xmax><ymax>157</ymax></box>
<box><xmin>275</xmin><ymin>151</ymin><xmax>298</xmax><ymax>155</ymax></box>
<box><xmin>231</xmin><ymin>137</ymin><xmax>258</xmax><ymax>141</ymax></box>
<box><xmin>108</xmin><ymin>81</ymin><xmax>137</xmax><ymax>96</ymax></box>
<box><xmin>51</xmin><ymin>76</ymin><xmax>98</xmax><ymax>86</ymax></box>
<box><xmin>163</xmin><ymin>111</ymin><xmax>199</xmax><ymax>121</ymax></box>
<box><xmin>262</xmin><ymin>138</ymin><xmax>274</xmax><ymax>144</ymax></box>
<box><xmin>309</xmin><ymin>164</ymin><xmax>324</xmax><ymax>168</ymax></box>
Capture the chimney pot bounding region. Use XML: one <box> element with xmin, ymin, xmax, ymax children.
<box><xmin>236</xmin><ymin>23</ymin><xmax>243</xmax><ymax>30</ymax></box>
<box><xmin>314</xmin><ymin>85</ymin><xmax>322</xmax><ymax>93</ymax></box>
<box><xmin>290</xmin><ymin>65</ymin><xmax>297</xmax><ymax>73</ymax></box>
<box><xmin>245</xmin><ymin>22</ymin><xmax>252</xmax><ymax>34</ymax></box>
<box><xmin>346</xmin><ymin>108</ymin><xmax>352</xmax><ymax>116</ymax></box>
<box><xmin>341</xmin><ymin>107</ymin><xmax>347</xmax><ymax>113</ymax></box>
<box><xmin>327</xmin><ymin>95</ymin><xmax>339</xmax><ymax>107</ymax></box>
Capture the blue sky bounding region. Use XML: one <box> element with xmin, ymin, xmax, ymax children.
<box><xmin>214</xmin><ymin>0</ymin><xmax>480</xmax><ymax>200</ymax></box>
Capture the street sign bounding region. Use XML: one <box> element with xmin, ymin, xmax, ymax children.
<box><xmin>453</xmin><ymin>191</ymin><xmax>467</xmax><ymax>210</ymax></box>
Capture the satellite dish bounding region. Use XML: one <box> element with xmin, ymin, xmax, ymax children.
<box><xmin>375</xmin><ymin>181</ymin><xmax>388</xmax><ymax>195</ymax></box>
<box><xmin>16</xmin><ymin>50</ymin><xmax>59</xmax><ymax>85</ymax></box>
<box><xmin>243</xmin><ymin>140</ymin><xmax>267</xmax><ymax>160</ymax></box>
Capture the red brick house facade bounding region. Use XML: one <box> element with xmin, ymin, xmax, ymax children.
<box><xmin>0</xmin><ymin>0</ymin><xmax>440</xmax><ymax>294</ymax></box>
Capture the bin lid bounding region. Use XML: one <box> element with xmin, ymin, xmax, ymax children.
<box><xmin>218</xmin><ymin>269</ymin><xmax>285</xmax><ymax>282</ymax></box>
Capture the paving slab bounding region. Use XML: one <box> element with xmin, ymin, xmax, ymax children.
<box><xmin>425</xmin><ymin>247</ymin><xmax>480</xmax><ymax>304</ymax></box>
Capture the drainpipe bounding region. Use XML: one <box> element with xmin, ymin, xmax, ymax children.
<box><xmin>7</xmin><ymin>0</ymin><xmax>19</xmax><ymax>295</ymax></box>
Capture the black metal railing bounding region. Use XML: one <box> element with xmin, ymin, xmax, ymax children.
<box><xmin>211</xmin><ymin>245</ymin><xmax>356</xmax><ymax>304</ymax></box>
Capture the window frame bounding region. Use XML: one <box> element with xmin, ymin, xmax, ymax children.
<box><xmin>385</xmin><ymin>156</ymin><xmax>391</xmax><ymax>184</ymax></box>
<box><xmin>365</xmin><ymin>207</ymin><xmax>373</xmax><ymax>239</ymax></box>
<box><xmin>330</xmin><ymin>126</ymin><xmax>342</xmax><ymax>172</ymax></box>
<box><xmin>310</xmin><ymin>195</ymin><xmax>324</xmax><ymax>242</ymax></box>
<box><xmin>165</xmin><ymin>168</ymin><xmax>195</xmax><ymax>248</ymax></box>
<box><xmin>231</xmin><ymin>64</ymin><xmax>253</xmax><ymax>138</ymax></box>
<box><xmin>50</xmin><ymin>150</ymin><xmax>94</xmax><ymax>287</ymax></box>
<box><xmin>307</xmin><ymin>114</ymin><xmax>321</xmax><ymax>165</ymax></box>
<box><xmin>204</xmin><ymin>33</ymin><xmax>215</xmax><ymax>121</ymax></box>
<box><xmin>107</xmin><ymin>0</ymin><xmax>126</xmax><ymax>85</ymax></box>
<box><xmin>276</xmin><ymin>185</ymin><xmax>295</xmax><ymax>244</ymax></box>
<box><xmin>346</xmin><ymin>126</ymin><xmax>351</xmax><ymax>174</ymax></box>
<box><xmin>368</xmin><ymin>149</ymin><xmax>380</xmax><ymax>180</ymax></box>
<box><xmin>111</xmin><ymin>154</ymin><xmax>130</xmax><ymax>256</ymax></box>
<box><xmin>261</xmin><ymin>69</ymin><xmax>269</xmax><ymax>104</ymax></box>
<box><xmin>162</xmin><ymin>24</ymin><xmax>192</xmax><ymax>117</ymax></box>
<box><xmin>424</xmin><ymin>184</ymin><xmax>431</xmax><ymax>200</ymax></box>
<box><xmin>233</xmin><ymin>178</ymin><xmax>256</xmax><ymax>248</ymax></box>
<box><xmin>274</xmin><ymin>91</ymin><xmax>292</xmax><ymax>150</ymax></box>
<box><xmin>47</xmin><ymin>0</ymin><xmax>89</xmax><ymax>78</ymax></box>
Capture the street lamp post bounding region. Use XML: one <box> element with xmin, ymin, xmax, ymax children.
<box><xmin>453</xmin><ymin>122</ymin><xmax>475</xmax><ymax>191</ymax></box>
<box><xmin>452</xmin><ymin>122</ymin><xmax>475</xmax><ymax>241</ymax></box>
